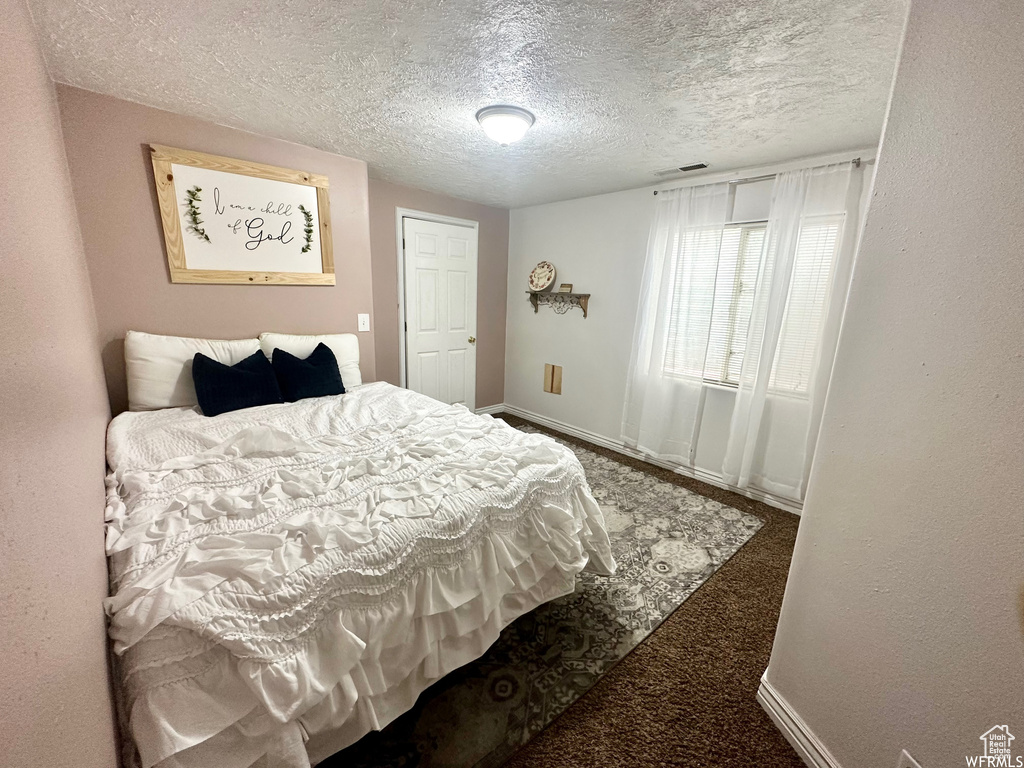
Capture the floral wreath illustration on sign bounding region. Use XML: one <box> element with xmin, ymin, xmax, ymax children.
<box><xmin>298</xmin><ymin>204</ymin><xmax>314</xmax><ymax>253</ymax></box>
<box><xmin>184</xmin><ymin>186</ymin><xmax>210</xmax><ymax>242</ymax></box>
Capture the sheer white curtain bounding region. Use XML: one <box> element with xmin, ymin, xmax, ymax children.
<box><xmin>622</xmin><ymin>182</ymin><xmax>731</xmax><ymax>464</ymax></box>
<box><xmin>722</xmin><ymin>162</ymin><xmax>864</xmax><ymax>499</ymax></box>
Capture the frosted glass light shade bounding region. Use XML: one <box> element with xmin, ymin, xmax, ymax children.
<box><xmin>476</xmin><ymin>105</ymin><xmax>535</xmax><ymax>145</ymax></box>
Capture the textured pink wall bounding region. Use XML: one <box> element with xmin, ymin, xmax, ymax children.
<box><xmin>56</xmin><ymin>85</ymin><xmax>376</xmax><ymax>414</ymax></box>
<box><xmin>0</xmin><ymin>2</ymin><xmax>118</xmax><ymax>766</ymax></box>
<box><xmin>368</xmin><ymin>178</ymin><xmax>508</xmax><ymax>407</ymax></box>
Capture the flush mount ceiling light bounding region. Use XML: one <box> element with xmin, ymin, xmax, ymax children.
<box><xmin>475</xmin><ymin>105</ymin><xmax>535</xmax><ymax>145</ymax></box>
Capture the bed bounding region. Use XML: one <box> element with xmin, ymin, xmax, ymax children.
<box><xmin>104</xmin><ymin>335</ymin><xmax>615</xmax><ymax>768</ymax></box>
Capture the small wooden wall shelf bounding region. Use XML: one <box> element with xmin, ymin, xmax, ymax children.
<box><xmin>527</xmin><ymin>290</ymin><xmax>590</xmax><ymax>318</ymax></box>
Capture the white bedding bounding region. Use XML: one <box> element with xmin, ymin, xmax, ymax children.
<box><xmin>104</xmin><ymin>382</ymin><xmax>615</xmax><ymax>768</ymax></box>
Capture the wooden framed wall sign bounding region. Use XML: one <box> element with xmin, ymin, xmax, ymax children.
<box><xmin>150</xmin><ymin>144</ymin><xmax>335</xmax><ymax>285</ymax></box>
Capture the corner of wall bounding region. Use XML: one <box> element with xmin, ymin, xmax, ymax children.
<box><xmin>0</xmin><ymin>1</ymin><xmax>118</xmax><ymax>765</ymax></box>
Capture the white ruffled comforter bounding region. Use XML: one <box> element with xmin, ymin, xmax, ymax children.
<box><xmin>104</xmin><ymin>382</ymin><xmax>614</xmax><ymax>768</ymax></box>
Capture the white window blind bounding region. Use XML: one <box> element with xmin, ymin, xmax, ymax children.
<box><xmin>662</xmin><ymin>226</ymin><xmax>727</xmax><ymax>379</ymax></box>
<box><xmin>661</xmin><ymin>216</ymin><xmax>843</xmax><ymax>394</ymax></box>
<box><xmin>705</xmin><ymin>224</ymin><xmax>765</xmax><ymax>384</ymax></box>
<box><xmin>770</xmin><ymin>214</ymin><xmax>845</xmax><ymax>393</ymax></box>
<box><xmin>663</xmin><ymin>223</ymin><xmax>765</xmax><ymax>385</ymax></box>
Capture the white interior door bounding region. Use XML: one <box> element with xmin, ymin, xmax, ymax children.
<box><xmin>402</xmin><ymin>216</ymin><xmax>478</xmax><ymax>409</ymax></box>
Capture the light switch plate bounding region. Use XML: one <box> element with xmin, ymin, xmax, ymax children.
<box><xmin>897</xmin><ymin>750</ymin><xmax>923</xmax><ymax>768</ymax></box>
<box><xmin>357</xmin><ymin>313</ymin><xmax>370</xmax><ymax>332</ymax></box>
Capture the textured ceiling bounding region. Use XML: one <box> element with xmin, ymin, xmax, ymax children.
<box><xmin>29</xmin><ymin>0</ymin><xmax>907</xmax><ymax>208</ymax></box>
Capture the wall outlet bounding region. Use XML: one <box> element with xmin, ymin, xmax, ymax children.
<box><xmin>897</xmin><ymin>750</ymin><xmax>923</xmax><ymax>768</ymax></box>
<box><xmin>357</xmin><ymin>313</ymin><xmax>370</xmax><ymax>332</ymax></box>
<box><xmin>543</xmin><ymin>364</ymin><xmax>562</xmax><ymax>395</ymax></box>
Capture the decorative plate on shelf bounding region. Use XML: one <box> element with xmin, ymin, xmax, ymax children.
<box><xmin>528</xmin><ymin>261</ymin><xmax>556</xmax><ymax>291</ymax></box>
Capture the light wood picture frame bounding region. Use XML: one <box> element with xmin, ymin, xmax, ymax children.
<box><xmin>150</xmin><ymin>144</ymin><xmax>335</xmax><ymax>285</ymax></box>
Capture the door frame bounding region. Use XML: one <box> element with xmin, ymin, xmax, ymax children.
<box><xmin>395</xmin><ymin>207</ymin><xmax>480</xmax><ymax>389</ymax></box>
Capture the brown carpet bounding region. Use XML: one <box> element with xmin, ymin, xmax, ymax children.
<box><xmin>496</xmin><ymin>414</ymin><xmax>805</xmax><ymax>768</ymax></box>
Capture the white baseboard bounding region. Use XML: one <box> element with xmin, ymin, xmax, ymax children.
<box><xmin>492</xmin><ymin>403</ymin><xmax>802</xmax><ymax>515</ymax></box>
<box><xmin>757</xmin><ymin>676</ymin><xmax>842</xmax><ymax>768</ymax></box>
<box><xmin>473</xmin><ymin>403</ymin><xmax>505</xmax><ymax>415</ymax></box>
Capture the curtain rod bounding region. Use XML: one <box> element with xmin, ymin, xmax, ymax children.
<box><xmin>653</xmin><ymin>157</ymin><xmax>875</xmax><ymax>195</ymax></box>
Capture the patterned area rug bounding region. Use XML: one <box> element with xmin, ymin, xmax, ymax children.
<box><xmin>323</xmin><ymin>426</ymin><xmax>763</xmax><ymax>768</ymax></box>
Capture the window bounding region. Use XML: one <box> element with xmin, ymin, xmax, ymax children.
<box><xmin>661</xmin><ymin>215</ymin><xmax>843</xmax><ymax>394</ymax></box>
<box><xmin>663</xmin><ymin>222</ymin><xmax>766</xmax><ymax>385</ymax></box>
<box><xmin>704</xmin><ymin>223</ymin><xmax>765</xmax><ymax>385</ymax></box>
<box><xmin>770</xmin><ymin>214</ymin><xmax>844</xmax><ymax>393</ymax></box>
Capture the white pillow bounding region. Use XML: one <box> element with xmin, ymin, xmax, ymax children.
<box><xmin>259</xmin><ymin>333</ymin><xmax>362</xmax><ymax>388</ymax></box>
<box><xmin>125</xmin><ymin>331</ymin><xmax>261</xmax><ymax>411</ymax></box>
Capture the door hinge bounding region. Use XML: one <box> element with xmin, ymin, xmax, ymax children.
<box><xmin>404</xmin><ymin>321</ymin><xmax>407</xmax><ymax>332</ymax></box>
<box><xmin>402</xmin><ymin>238</ymin><xmax>405</xmax><ymax>249</ymax></box>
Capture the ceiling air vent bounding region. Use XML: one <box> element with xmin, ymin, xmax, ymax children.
<box><xmin>653</xmin><ymin>162</ymin><xmax>708</xmax><ymax>177</ymax></box>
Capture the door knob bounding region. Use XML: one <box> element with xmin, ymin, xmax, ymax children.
<box><xmin>468</xmin><ymin>336</ymin><xmax>476</xmax><ymax>344</ymax></box>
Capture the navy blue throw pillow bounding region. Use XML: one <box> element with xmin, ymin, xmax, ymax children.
<box><xmin>272</xmin><ymin>343</ymin><xmax>345</xmax><ymax>402</ymax></box>
<box><xmin>192</xmin><ymin>351</ymin><xmax>284</xmax><ymax>417</ymax></box>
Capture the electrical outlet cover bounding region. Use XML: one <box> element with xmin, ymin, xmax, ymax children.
<box><xmin>897</xmin><ymin>749</ymin><xmax>923</xmax><ymax>768</ymax></box>
<box><xmin>357</xmin><ymin>313</ymin><xmax>370</xmax><ymax>332</ymax></box>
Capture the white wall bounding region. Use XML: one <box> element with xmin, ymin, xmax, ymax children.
<box><xmin>504</xmin><ymin>167</ymin><xmax>857</xmax><ymax>506</ymax></box>
<box><xmin>505</xmin><ymin>186</ymin><xmax>652</xmax><ymax>440</ymax></box>
<box><xmin>763</xmin><ymin>0</ymin><xmax>1024</xmax><ymax>765</ymax></box>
